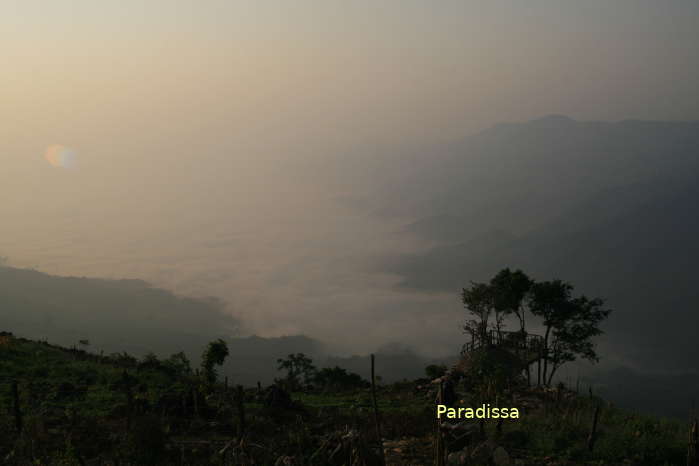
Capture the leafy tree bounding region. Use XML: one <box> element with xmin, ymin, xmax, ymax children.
<box><xmin>528</xmin><ymin>280</ymin><xmax>573</xmax><ymax>384</ymax></box>
<box><xmin>201</xmin><ymin>339</ymin><xmax>229</xmax><ymax>385</ymax></box>
<box><xmin>528</xmin><ymin>280</ymin><xmax>611</xmax><ymax>385</ymax></box>
<box><xmin>138</xmin><ymin>352</ymin><xmax>161</xmax><ymax>370</ymax></box>
<box><xmin>314</xmin><ymin>366</ymin><xmax>368</xmax><ymax>390</ymax></box>
<box><xmin>163</xmin><ymin>351</ymin><xmax>192</xmax><ymax>377</ymax></box>
<box><xmin>111</xmin><ymin>351</ymin><xmax>138</xmax><ymax>368</ymax></box>
<box><xmin>490</xmin><ymin>268</ymin><xmax>532</xmax><ymax>334</ymax></box>
<box><xmin>545</xmin><ymin>295</ymin><xmax>611</xmax><ymax>385</ymax></box>
<box><xmin>462</xmin><ymin>282</ymin><xmax>495</xmax><ymax>345</ymax></box>
<box><xmin>277</xmin><ymin>353</ymin><xmax>316</xmax><ymax>390</ymax></box>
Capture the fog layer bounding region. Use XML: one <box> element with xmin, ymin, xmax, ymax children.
<box><xmin>2</xmin><ymin>1</ymin><xmax>699</xmax><ymax>357</ymax></box>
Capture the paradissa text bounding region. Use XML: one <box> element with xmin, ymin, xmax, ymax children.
<box><xmin>436</xmin><ymin>404</ymin><xmax>520</xmax><ymax>419</ymax></box>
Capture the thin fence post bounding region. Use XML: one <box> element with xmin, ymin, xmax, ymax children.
<box><xmin>237</xmin><ymin>385</ymin><xmax>246</xmax><ymax>437</ymax></box>
<box><xmin>12</xmin><ymin>380</ymin><xmax>22</xmax><ymax>433</ymax></box>
<box><xmin>193</xmin><ymin>385</ymin><xmax>199</xmax><ymax>419</ymax></box>
<box><xmin>370</xmin><ymin>354</ymin><xmax>385</xmax><ymax>466</ymax></box>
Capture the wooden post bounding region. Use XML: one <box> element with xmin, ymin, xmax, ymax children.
<box><xmin>688</xmin><ymin>418</ymin><xmax>698</xmax><ymax>466</ymax></box>
<box><xmin>587</xmin><ymin>404</ymin><xmax>600</xmax><ymax>452</ymax></box>
<box><xmin>236</xmin><ymin>385</ymin><xmax>246</xmax><ymax>437</ymax></box>
<box><xmin>537</xmin><ymin>353</ymin><xmax>542</xmax><ymax>386</ymax></box>
<box><xmin>11</xmin><ymin>380</ymin><xmax>22</xmax><ymax>433</ymax></box>
<box><xmin>435</xmin><ymin>381</ymin><xmax>445</xmax><ymax>466</ymax></box>
<box><xmin>370</xmin><ymin>354</ymin><xmax>386</xmax><ymax>466</ymax></box>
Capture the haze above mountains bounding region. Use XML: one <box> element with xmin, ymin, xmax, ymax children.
<box><xmin>3</xmin><ymin>115</ymin><xmax>699</xmax><ymax>418</ymax></box>
<box><xmin>4</xmin><ymin>1</ymin><xmax>699</xmax><ymax>422</ymax></box>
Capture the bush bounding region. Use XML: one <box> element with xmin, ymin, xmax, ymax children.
<box><xmin>314</xmin><ymin>367</ymin><xmax>369</xmax><ymax>391</ymax></box>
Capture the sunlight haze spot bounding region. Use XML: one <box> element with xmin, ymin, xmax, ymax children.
<box><xmin>44</xmin><ymin>145</ymin><xmax>77</xmax><ymax>169</ymax></box>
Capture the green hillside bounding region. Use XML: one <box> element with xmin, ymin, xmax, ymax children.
<box><xmin>0</xmin><ymin>332</ymin><xmax>691</xmax><ymax>465</ymax></box>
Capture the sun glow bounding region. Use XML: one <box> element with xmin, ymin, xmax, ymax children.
<box><xmin>45</xmin><ymin>145</ymin><xmax>77</xmax><ymax>169</ymax></box>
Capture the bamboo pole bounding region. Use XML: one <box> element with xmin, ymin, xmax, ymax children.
<box><xmin>587</xmin><ymin>404</ymin><xmax>600</xmax><ymax>452</ymax></box>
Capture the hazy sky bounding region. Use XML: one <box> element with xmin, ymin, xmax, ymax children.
<box><xmin>2</xmin><ymin>1</ymin><xmax>699</xmax><ymax>355</ymax></box>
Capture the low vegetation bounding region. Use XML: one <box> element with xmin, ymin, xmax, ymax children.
<box><xmin>0</xmin><ymin>269</ymin><xmax>694</xmax><ymax>465</ymax></box>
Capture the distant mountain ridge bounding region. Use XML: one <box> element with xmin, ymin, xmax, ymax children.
<box><xmin>381</xmin><ymin>116</ymin><xmax>699</xmax><ymax>242</ymax></box>
<box><xmin>0</xmin><ymin>265</ymin><xmax>239</xmax><ymax>355</ymax></box>
<box><xmin>379</xmin><ymin>116</ymin><xmax>699</xmax><ymax>375</ymax></box>
<box><xmin>372</xmin><ymin>116</ymin><xmax>699</xmax><ymax>417</ymax></box>
<box><xmin>0</xmin><ymin>265</ymin><xmax>450</xmax><ymax>385</ymax></box>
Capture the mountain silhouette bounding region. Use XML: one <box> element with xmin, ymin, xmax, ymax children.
<box><xmin>381</xmin><ymin>116</ymin><xmax>699</xmax><ymax>374</ymax></box>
